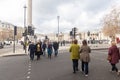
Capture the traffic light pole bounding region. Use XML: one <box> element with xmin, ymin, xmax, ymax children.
<box><xmin>73</xmin><ymin>28</ymin><xmax>75</xmax><ymax>39</ymax></box>
<box><xmin>24</xmin><ymin>5</ymin><xmax>27</xmax><ymax>53</ymax></box>
<box><xmin>13</xmin><ymin>31</ymin><xmax>15</xmax><ymax>53</ymax></box>
<box><xmin>13</xmin><ymin>26</ymin><xmax>17</xmax><ymax>53</ymax></box>
<box><xmin>57</xmin><ymin>16</ymin><xmax>60</xmax><ymax>42</ymax></box>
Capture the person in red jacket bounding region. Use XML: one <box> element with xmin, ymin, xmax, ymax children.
<box><xmin>108</xmin><ymin>41</ymin><xmax>120</xmax><ymax>76</ymax></box>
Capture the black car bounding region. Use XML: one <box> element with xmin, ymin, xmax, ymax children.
<box><xmin>0</xmin><ymin>42</ymin><xmax>4</xmax><ymax>49</ymax></box>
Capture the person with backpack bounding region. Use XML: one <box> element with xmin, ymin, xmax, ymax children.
<box><xmin>47</xmin><ymin>41</ymin><xmax>53</xmax><ymax>59</ymax></box>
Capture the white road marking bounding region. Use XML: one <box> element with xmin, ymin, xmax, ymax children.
<box><xmin>26</xmin><ymin>62</ymin><xmax>32</xmax><ymax>79</ymax></box>
<box><xmin>28</xmin><ymin>68</ymin><xmax>31</xmax><ymax>71</ymax></box>
<box><xmin>28</xmin><ymin>71</ymin><xmax>31</xmax><ymax>74</ymax></box>
<box><xmin>29</xmin><ymin>65</ymin><xmax>31</xmax><ymax>68</ymax></box>
<box><xmin>27</xmin><ymin>76</ymin><xmax>30</xmax><ymax>79</ymax></box>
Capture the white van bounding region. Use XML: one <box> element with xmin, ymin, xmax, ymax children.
<box><xmin>4</xmin><ymin>41</ymin><xmax>11</xmax><ymax>45</ymax></box>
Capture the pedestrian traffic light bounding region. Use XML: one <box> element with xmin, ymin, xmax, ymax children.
<box><xmin>28</xmin><ymin>26</ymin><xmax>32</xmax><ymax>35</ymax></box>
<box><xmin>72</xmin><ymin>27</ymin><xmax>77</xmax><ymax>39</ymax></box>
<box><xmin>31</xmin><ymin>29</ymin><xmax>34</xmax><ymax>35</ymax></box>
<box><xmin>87</xmin><ymin>31</ymin><xmax>90</xmax><ymax>36</ymax></box>
<box><xmin>70</xmin><ymin>31</ymin><xmax>73</xmax><ymax>36</ymax></box>
<box><xmin>74</xmin><ymin>27</ymin><xmax>77</xmax><ymax>35</ymax></box>
<box><xmin>14</xmin><ymin>26</ymin><xmax>17</xmax><ymax>35</ymax></box>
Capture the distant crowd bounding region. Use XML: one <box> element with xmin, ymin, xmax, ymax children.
<box><xmin>27</xmin><ymin>40</ymin><xmax>59</xmax><ymax>60</ymax></box>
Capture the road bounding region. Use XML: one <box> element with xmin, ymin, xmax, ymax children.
<box><xmin>0</xmin><ymin>49</ymin><xmax>120</xmax><ymax>80</ymax></box>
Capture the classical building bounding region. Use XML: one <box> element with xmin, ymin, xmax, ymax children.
<box><xmin>0</xmin><ymin>21</ymin><xmax>24</xmax><ymax>41</ymax></box>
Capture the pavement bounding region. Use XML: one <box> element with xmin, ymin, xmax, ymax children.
<box><xmin>0</xmin><ymin>43</ymin><xmax>120</xmax><ymax>57</ymax></box>
<box><xmin>0</xmin><ymin>48</ymin><xmax>28</xmax><ymax>57</ymax></box>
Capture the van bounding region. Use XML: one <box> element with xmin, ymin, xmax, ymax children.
<box><xmin>4</xmin><ymin>41</ymin><xmax>11</xmax><ymax>45</ymax></box>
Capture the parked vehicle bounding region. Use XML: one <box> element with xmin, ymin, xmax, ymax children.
<box><xmin>0</xmin><ymin>42</ymin><xmax>4</xmax><ymax>49</ymax></box>
<box><xmin>4</xmin><ymin>41</ymin><xmax>11</xmax><ymax>45</ymax></box>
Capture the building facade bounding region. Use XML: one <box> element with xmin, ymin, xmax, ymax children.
<box><xmin>0</xmin><ymin>21</ymin><xmax>24</xmax><ymax>41</ymax></box>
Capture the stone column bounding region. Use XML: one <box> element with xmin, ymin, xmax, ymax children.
<box><xmin>27</xmin><ymin>0</ymin><xmax>32</xmax><ymax>27</ymax></box>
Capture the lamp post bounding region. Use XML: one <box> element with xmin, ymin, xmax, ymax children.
<box><xmin>57</xmin><ymin>16</ymin><xmax>60</xmax><ymax>42</ymax></box>
<box><xmin>24</xmin><ymin>5</ymin><xmax>27</xmax><ymax>53</ymax></box>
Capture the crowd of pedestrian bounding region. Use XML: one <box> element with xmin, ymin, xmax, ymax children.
<box><xmin>28</xmin><ymin>40</ymin><xmax>59</xmax><ymax>61</ymax></box>
<box><xmin>69</xmin><ymin>39</ymin><xmax>120</xmax><ymax>77</ymax></box>
<box><xmin>27</xmin><ymin>38</ymin><xmax>120</xmax><ymax>77</ymax></box>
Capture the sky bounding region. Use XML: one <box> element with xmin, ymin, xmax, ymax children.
<box><xmin>0</xmin><ymin>0</ymin><xmax>120</xmax><ymax>34</ymax></box>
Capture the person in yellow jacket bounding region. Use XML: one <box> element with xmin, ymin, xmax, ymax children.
<box><xmin>69</xmin><ymin>39</ymin><xmax>80</xmax><ymax>73</ymax></box>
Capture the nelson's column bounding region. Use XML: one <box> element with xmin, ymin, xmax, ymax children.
<box><xmin>27</xmin><ymin>0</ymin><xmax>34</xmax><ymax>36</ymax></box>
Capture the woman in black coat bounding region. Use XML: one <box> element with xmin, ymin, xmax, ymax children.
<box><xmin>35</xmin><ymin>41</ymin><xmax>43</xmax><ymax>60</ymax></box>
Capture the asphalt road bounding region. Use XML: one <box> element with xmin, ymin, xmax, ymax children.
<box><xmin>0</xmin><ymin>56</ymin><xmax>29</xmax><ymax>80</ymax></box>
<box><xmin>0</xmin><ymin>49</ymin><xmax>120</xmax><ymax>80</ymax></box>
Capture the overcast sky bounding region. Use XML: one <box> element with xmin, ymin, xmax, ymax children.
<box><xmin>0</xmin><ymin>0</ymin><xmax>120</xmax><ymax>34</ymax></box>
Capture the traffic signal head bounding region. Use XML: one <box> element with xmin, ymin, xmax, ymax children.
<box><xmin>70</xmin><ymin>31</ymin><xmax>73</xmax><ymax>36</ymax></box>
<box><xmin>14</xmin><ymin>26</ymin><xmax>17</xmax><ymax>35</ymax></box>
<box><xmin>87</xmin><ymin>31</ymin><xmax>90</xmax><ymax>36</ymax></box>
<box><xmin>71</xmin><ymin>27</ymin><xmax>77</xmax><ymax>39</ymax></box>
<box><xmin>28</xmin><ymin>26</ymin><xmax>32</xmax><ymax>35</ymax></box>
<box><xmin>28</xmin><ymin>26</ymin><xmax>34</xmax><ymax>35</ymax></box>
<box><xmin>74</xmin><ymin>27</ymin><xmax>77</xmax><ymax>34</ymax></box>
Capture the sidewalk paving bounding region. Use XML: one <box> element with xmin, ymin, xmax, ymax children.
<box><xmin>0</xmin><ymin>48</ymin><xmax>28</xmax><ymax>57</ymax></box>
<box><xmin>1</xmin><ymin>44</ymin><xmax>120</xmax><ymax>57</ymax></box>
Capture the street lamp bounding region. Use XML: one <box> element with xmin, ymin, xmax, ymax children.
<box><xmin>24</xmin><ymin>5</ymin><xmax>27</xmax><ymax>53</ymax></box>
<box><xmin>57</xmin><ymin>16</ymin><xmax>60</xmax><ymax>42</ymax></box>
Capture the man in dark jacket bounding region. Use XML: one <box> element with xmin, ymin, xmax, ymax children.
<box><xmin>28</xmin><ymin>41</ymin><xmax>35</xmax><ymax>60</ymax></box>
<box><xmin>53</xmin><ymin>41</ymin><xmax>59</xmax><ymax>56</ymax></box>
